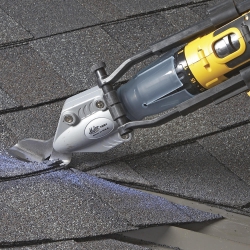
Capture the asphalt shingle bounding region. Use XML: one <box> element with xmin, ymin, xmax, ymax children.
<box><xmin>31</xmin><ymin>27</ymin><xmax>129</xmax><ymax>91</ymax></box>
<box><xmin>204</xmin><ymin>93</ymin><xmax>250</xmax><ymax>129</ymax></box>
<box><xmin>109</xmin><ymin>0</ymin><xmax>202</xmax><ymax>16</ymax></box>
<box><xmin>0</xmin><ymin>7</ymin><xmax>32</xmax><ymax>45</ymax></box>
<box><xmin>0</xmin><ymin>170</ymin><xmax>136</xmax><ymax>243</ymax></box>
<box><xmin>110</xmin><ymin>0</ymin><xmax>157</xmax><ymax>15</ymax></box>
<box><xmin>78</xmin><ymin>239</ymin><xmax>151</xmax><ymax>250</ymax></box>
<box><xmin>0</xmin><ymin>117</ymin><xmax>18</xmax><ymax>150</ymax></box>
<box><xmin>188</xmin><ymin>2</ymin><xmax>210</xmax><ymax>19</ymax></box>
<box><xmin>87</xmin><ymin>161</ymin><xmax>152</xmax><ymax>186</ymax></box>
<box><xmin>71</xmin><ymin>112</ymin><xmax>218</xmax><ymax>171</ymax></box>
<box><xmin>3</xmin><ymin>239</ymin><xmax>151</xmax><ymax>250</ymax></box>
<box><xmin>102</xmin><ymin>14</ymin><xmax>174</xmax><ymax>54</ymax></box>
<box><xmin>161</xmin><ymin>7</ymin><xmax>203</xmax><ymax>31</ymax></box>
<box><xmin>4</xmin><ymin>241</ymin><xmax>81</xmax><ymax>250</ymax></box>
<box><xmin>102</xmin><ymin>7</ymin><xmax>201</xmax><ymax>55</ymax></box>
<box><xmin>0</xmin><ymin>0</ymin><xmax>98</xmax><ymax>38</ymax></box>
<box><xmin>0</xmin><ymin>151</ymin><xmax>56</xmax><ymax>178</ymax></box>
<box><xmin>75</xmin><ymin>169</ymin><xmax>221</xmax><ymax>226</ymax></box>
<box><xmin>0</xmin><ymin>164</ymin><xmax>220</xmax><ymax>243</ymax></box>
<box><xmin>124</xmin><ymin>142</ymin><xmax>250</xmax><ymax>209</ymax></box>
<box><xmin>0</xmin><ymin>45</ymin><xmax>75</xmax><ymax>107</ymax></box>
<box><xmin>77</xmin><ymin>0</ymin><xmax>126</xmax><ymax>22</ymax></box>
<box><xmin>0</xmin><ymin>88</ymin><xmax>19</xmax><ymax>111</ymax></box>
<box><xmin>3</xmin><ymin>241</ymin><xmax>80</xmax><ymax>250</ymax></box>
<box><xmin>0</xmin><ymin>0</ymin><xmax>249</xmax><ymax>249</ymax></box>
<box><xmin>198</xmin><ymin>124</ymin><xmax>250</xmax><ymax>186</ymax></box>
<box><xmin>2</xmin><ymin>101</ymin><xmax>63</xmax><ymax>141</ymax></box>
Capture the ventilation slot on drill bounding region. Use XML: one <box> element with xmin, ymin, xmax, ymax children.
<box><xmin>241</xmin><ymin>23</ymin><xmax>250</xmax><ymax>44</ymax></box>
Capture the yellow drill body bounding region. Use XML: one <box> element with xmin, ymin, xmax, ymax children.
<box><xmin>183</xmin><ymin>11</ymin><xmax>250</xmax><ymax>90</ymax></box>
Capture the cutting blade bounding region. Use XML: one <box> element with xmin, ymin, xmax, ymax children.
<box><xmin>8</xmin><ymin>137</ymin><xmax>72</xmax><ymax>166</ymax></box>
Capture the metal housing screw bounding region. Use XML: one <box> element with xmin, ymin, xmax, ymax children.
<box><xmin>64</xmin><ymin>115</ymin><xmax>74</xmax><ymax>123</ymax></box>
<box><xmin>96</xmin><ymin>100</ymin><xmax>105</xmax><ymax>109</ymax></box>
<box><xmin>121</xmin><ymin>134</ymin><xmax>130</xmax><ymax>140</ymax></box>
<box><xmin>63</xmin><ymin>113</ymin><xmax>78</xmax><ymax>125</ymax></box>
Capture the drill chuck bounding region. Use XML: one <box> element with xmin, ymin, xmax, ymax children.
<box><xmin>117</xmin><ymin>53</ymin><xmax>193</xmax><ymax>121</ymax></box>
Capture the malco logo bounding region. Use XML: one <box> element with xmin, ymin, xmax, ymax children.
<box><xmin>85</xmin><ymin>118</ymin><xmax>114</xmax><ymax>139</ymax></box>
<box><xmin>89</xmin><ymin>126</ymin><xmax>100</xmax><ymax>135</ymax></box>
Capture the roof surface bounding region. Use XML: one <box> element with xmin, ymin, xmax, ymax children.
<box><xmin>0</xmin><ymin>0</ymin><xmax>249</xmax><ymax>249</ymax></box>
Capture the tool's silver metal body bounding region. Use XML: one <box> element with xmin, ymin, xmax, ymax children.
<box><xmin>8</xmin><ymin>87</ymin><xmax>132</xmax><ymax>165</ymax></box>
<box><xmin>53</xmin><ymin>86</ymin><xmax>132</xmax><ymax>154</ymax></box>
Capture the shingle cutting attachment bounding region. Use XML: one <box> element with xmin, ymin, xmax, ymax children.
<box><xmin>8</xmin><ymin>0</ymin><xmax>250</xmax><ymax>165</ymax></box>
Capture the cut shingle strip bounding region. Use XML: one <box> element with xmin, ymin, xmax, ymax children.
<box><xmin>124</xmin><ymin>142</ymin><xmax>250</xmax><ymax>208</ymax></box>
<box><xmin>0</xmin><ymin>45</ymin><xmax>75</xmax><ymax>107</ymax></box>
<box><xmin>0</xmin><ymin>7</ymin><xmax>32</xmax><ymax>45</ymax></box>
<box><xmin>0</xmin><ymin>0</ymin><xmax>98</xmax><ymax>38</ymax></box>
<box><xmin>198</xmin><ymin>124</ymin><xmax>250</xmax><ymax>186</ymax></box>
